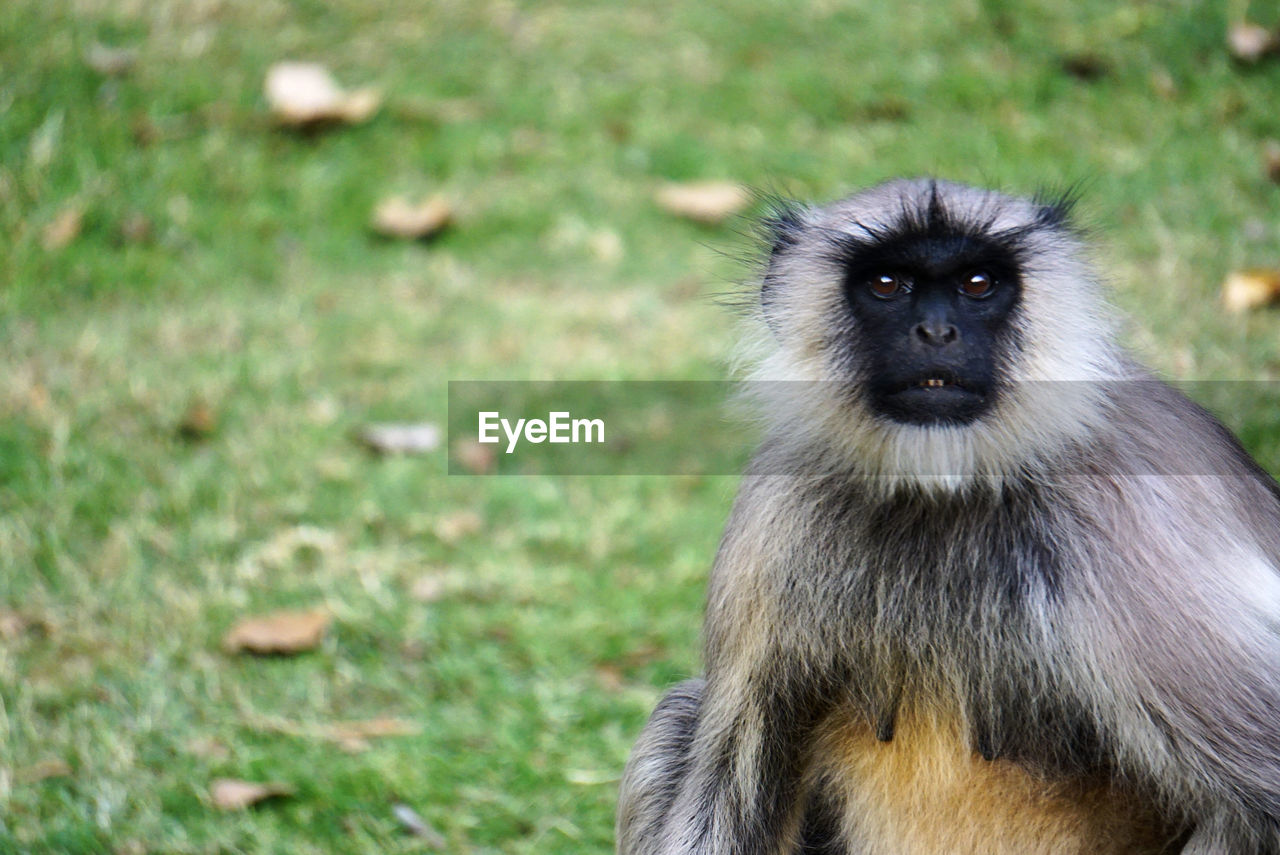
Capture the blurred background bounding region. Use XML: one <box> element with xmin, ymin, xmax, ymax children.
<box><xmin>3</xmin><ymin>1</ymin><xmax>1280</xmax><ymax>852</ymax></box>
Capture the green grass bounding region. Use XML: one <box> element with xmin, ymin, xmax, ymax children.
<box><xmin>4</xmin><ymin>0</ymin><xmax>1280</xmax><ymax>851</ymax></box>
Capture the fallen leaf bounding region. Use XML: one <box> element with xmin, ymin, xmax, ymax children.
<box><xmin>331</xmin><ymin>717</ymin><xmax>420</xmax><ymax>739</ymax></box>
<box><xmin>42</xmin><ymin>206</ymin><xmax>83</xmax><ymax>250</ymax></box>
<box><xmin>0</xmin><ymin>609</ymin><xmax>30</xmax><ymax>640</ymax></box>
<box><xmin>655</xmin><ymin>181</ymin><xmax>749</xmax><ymax>225</ymax></box>
<box><xmin>1228</xmin><ymin>22</ymin><xmax>1279</xmax><ymax>63</ymax></box>
<box><xmin>241</xmin><ymin>713</ymin><xmax>420</xmax><ymax>752</ymax></box>
<box><xmin>589</xmin><ymin>228</ymin><xmax>624</xmax><ymax>264</ymax></box>
<box><xmin>178</xmin><ymin>400</ymin><xmax>217</xmax><ymax>440</ymax></box>
<box><xmin>617</xmin><ymin>641</ymin><xmax>666</xmax><ymax>668</ymax></box>
<box><xmin>131</xmin><ymin>114</ymin><xmax>160</xmax><ymax>146</ymax></box>
<box><xmin>595</xmin><ymin>664</ymin><xmax>625</xmax><ymax>692</ymax></box>
<box><xmin>1059</xmin><ymin>53</ymin><xmax>1109</xmax><ymax>81</ymax></box>
<box><xmin>565</xmin><ymin>768</ymin><xmax>619</xmax><ymax>786</ymax></box>
<box><xmin>1264</xmin><ymin>140</ymin><xmax>1280</xmax><ymax>184</ymax></box>
<box><xmin>371</xmin><ymin>196</ymin><xmax>453</xmax><ymax>240</ymax></box>
<box><xmin>209</xmin><ymin>778</ymin><xmax>294</xmax><ymax>810</ymax></box>
<box><xmin>119</xmin><ymin>212</ymin><xmax>153</xmax><ymax>244</ymax></box>
<box><xmin>264</xmin><ymin>61</ymin><xmax>381</xmax><ymax>127</ymax></box>
<box><xmin>391</xmin><ymin>803</ymin><xmax>446</xmax><ymax>847</ymax></box>
<box><xmin>185</xmin><ymin>737</ymin><xmax>230</xmax><ymax>760</ymax></box>
<box><xmin>433</xmin><ymin>511</ymin><xmax>482</xmax><ymax>544</ymax></box>
<box><xmin>410</xmin><ymin>573</ymin><xmax>448</xmax><ymax>603</ymax></box>
<box><xmin>85</xmin><ymin>43</ymin><xmax>138</xmax><ymax>76</ymax></box>
<box><xmin>335</xmin><ymin>88</ymin><xmax>381</xmax><ymax>123</ymax></box>
<box><xmin>357</xmin><ymin>422</ymin><xmax>442</xmax><ymax>454</ymax></box>
<box><xmin>1222</xmin><ymin>269</ymin><xmax>1280</xmax><ymax>313</ymax></box>
<box><xmin>1150</xmin><ymin>68</ymin><xmax>1178</xmax><ymax>100</ymax></box>
<box><xmin>329</xmin><ymin>717</ymin><xmax>420</xmax><ymax>752</ymax></box>
<box><xmin>25</xmin><ymin>382</ymin><xmax>51</xmax><ymax>416</ymax></box>
<box><xmin>222</xmin><ymin>608</ymin><xmax>330</xmax><ymax>655</ymax></box>
<box><xmin>20</xmin><ymin>760</ymin><xmax>72</xmax><ymax>782</ymax></box>
<box><xmin>451</xmin><ymin>438</ymin><xmax>496</xmax><ymax>474</ymax></box>
<box><xmin>336</xmin><ymin>735</ymin><xmax>370</xmax><ymax>753</ymax></box>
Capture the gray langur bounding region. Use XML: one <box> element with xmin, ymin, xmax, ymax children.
<box><xmin>616</xmin><ymin>178</ymin><xmax>1280</xmax><ymax>855</ymax></box>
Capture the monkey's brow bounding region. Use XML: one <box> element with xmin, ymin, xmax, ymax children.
<box><xmin>812</xmin><ymin>222</ymin><xmax>885</xmax><ymax>256</ymax></box>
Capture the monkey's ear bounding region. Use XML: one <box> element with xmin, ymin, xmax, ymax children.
<box><xmin>758</xmin><ymin>200</ymin><xmax>807</xmax><ymax>331</ymax></box>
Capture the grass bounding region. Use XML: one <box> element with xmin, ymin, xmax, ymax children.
<box><xmin>3</xmin><ymin>0</ymin><xmax>1280</xmax><ymax>852</ymax></box>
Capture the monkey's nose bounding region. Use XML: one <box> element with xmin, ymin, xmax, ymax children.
<box><xmin>913</xmin><ymin>321</ymin><xmax>959</xmax><ymax>347</ymax></box>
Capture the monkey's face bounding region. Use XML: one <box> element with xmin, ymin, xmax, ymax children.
<box><xmin>750</xmin><ymin>179</ymin><xmax>1120</xmax><ymax>486</ymax></box>
<box><xmin>840</xmin><ymin>229</ymin><xmax>1022</xmax><ymax>427</ymax></box>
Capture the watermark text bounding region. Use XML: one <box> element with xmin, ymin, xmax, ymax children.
<box><xmin>478</xmin><ymin>411</ymin><xmax>605</xmax><ymax>453</ymax></box>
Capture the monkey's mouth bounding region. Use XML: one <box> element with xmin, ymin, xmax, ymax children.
<box><xmin>888</xmin><ymin>372</ymin><xmax>977</xmax><ymax>395</ymax></box>
<box><xmin>875</xmin><ymin>373</ymin><xmax>990</xmax><ymax>425</ymax></box>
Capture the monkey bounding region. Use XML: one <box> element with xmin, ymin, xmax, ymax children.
<box><xmin>616</xmin><ymin>178</ymin><xmax>1280</xmax><ymax>855</ymax></box>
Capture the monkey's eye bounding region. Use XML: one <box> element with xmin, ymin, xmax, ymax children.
<box><xmin>869</xmin><ymin>273</ymin><xmax>909</xmax><ymax>299</ymax></box>
<box><xmin>961</xmin><ymin>271</ymin><xmax>995</xmax><ymax>298</ymax></box>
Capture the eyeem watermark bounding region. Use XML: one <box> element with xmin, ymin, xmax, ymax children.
<box><xmin>448</xmin><ymin>380</ymin><xmax>1280</xmax><ymax>475</ymax></box>
<box><xmin>478</xmin><ymin>411</ymin><xmax>605</xmax><ymax>453</ymax></box>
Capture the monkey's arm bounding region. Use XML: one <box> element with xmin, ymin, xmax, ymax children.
<box><xmin>620</xmin><ymin>480</ymin><xmax>841</xmax><ymax>855</ymax></box>
<box><xmin>617</xmin><ymin>656</ymin><xmax>832</xmax><ymax>855</ymax></box>
<box><xmin>1069</xmin><ymin>470</ymin><xmax>1280</xmax><ymax>850</ymax></box>
<box><xmin>645</xmin><ymin>652</ymin><xmax>832</xmax><ymax>855</ymax></box>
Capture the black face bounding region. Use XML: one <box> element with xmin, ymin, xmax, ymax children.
<box><xmin>839</xmin><ymin>229</ymin><xmax>1022</xmax><ymax>426</ymax></box>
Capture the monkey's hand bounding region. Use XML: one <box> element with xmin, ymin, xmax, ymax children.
<box><xmin>618</xmin><ymin>670</ymin><xmax>826</xmax><ymax>855</ymax></box>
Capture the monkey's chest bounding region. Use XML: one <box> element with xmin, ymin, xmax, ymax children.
<box><xmin>809</xmin><ymin>704</ymin><xmax>1182</xmax><ymax>855</ymax></box>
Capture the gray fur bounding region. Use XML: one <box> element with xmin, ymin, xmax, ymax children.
<box><xmin>617</xmin><ymin>179</ymin><xmax>1280</xmax><ymax>854</ymax></box>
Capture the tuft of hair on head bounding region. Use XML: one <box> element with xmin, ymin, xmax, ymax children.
<box><xmin>1030</xmin><ymin>182</ymin><xmax>1087</xmax><ymax>232</ymax></box>
<box><xmin>757</xmin><ymin>195</ymin><xmax>808</xmax><ymax>257</ymax></box>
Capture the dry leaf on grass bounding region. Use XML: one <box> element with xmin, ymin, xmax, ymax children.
<box><xmin>655</xmin><ymin>181</ymin><xmax>750</xmax><ymax>225</ymax></box>
<box><xmin>119</xmin><ymin>212</ymin><xmax>152</xmax><ymax>245</ymax></box>
<box><xmin>410</xmin><ymin>573</ymin><xmax>448</xmax><ymax>603</ymax></box>
<box><xmin>185</xmin><ymin>737</ymin><xmax>230</xmax><ymax>760</ymax></box>
<box><xmin>433</xmin><ymin>511</ymin><xmax>482</xmax><ymax>544</ymax></box>
<box><xmin>1264</xmin><ymin>140</ymin><xmax>1280</xmax><ymax>184</ymax></box>
<box><xmin>1059</xmin><ymin>53</ymin><xmax>1109</xmax><ymax>81</ymax></box>
<box><xmin>210</xmin><ymin>778</ymin><xmax>294</xmax><ymax>810</ymax></box>
<box><xmin>0</xmin><ymin>609</ymin><xmax>34</xmax><ymax>640</ymax></box>
<box><xmin>42</xmin><ymin>206</ymin><xmax>83</xmax><ymax>251</ymax></box>
<box><xmin>595</xmin><ymin>664</ymin><xmax>625</xmax><ymax>692</ymax></box>
<box><xmin>85</xmin><ymin>43</ymin><xmax>138</xmax><ymax>76</ymax></box>
<box><xmin>391</xmin><ymin>803</ymin><xmax>446</xmax><ymax>847</ymax></box>
<box><xmin>20</xmin><ymin>760</ymin><xmax>72</xmax><ymax>782</ymax></box>
<box><xmin>1222</xmin><ymin>270</ymin><xmax>1280</xmax><ymax>313</ymax></box>
<box><xmin>565</xmin><ymin>768</ymin><xmax>619</xmax><ymax>786</ymax></box>
<box><xmin>329</xmin><ymin>717</ymin><xmax>421</xmax><ymax>753</ymax></box>
<box><xmin>223</xmin><ymin>608</ymin><xmax>330</xmax><ymax>655</ymax></box>
<box><xmin>356</xmin><ymin>422</ymin><xmax>442</xmax><ymax>455</ymax></box>
<box><xmin>371</xmin><ymin>196</ymin><xmax>453</xmax><ymax>240</ymax></box>
<box><xmin>1149</xmin><ymin>69</ymin><xmax>1178</xmax><ymax>100</ymax></box>
<box><xmin>264</xmin><ymin>61</ymin><xmax>381</xmax><ymax>127</ymax></box>
<box><xmin>1228</xmin><ymin>22</ymin><xmax>1280</xmax><ymax>63</ymax></box>
<box><xmin>178</xmin><ymin>400</ymin><xmax>217</xmax><ymax>441</ymax></box>
<box><xmin>451</xmin><ymin>438</ymin><xmax>497</xmax><ymax>474</ymax></box>
<box><xmin>241</xmin><ymin>714</ymin><xmax>420</xmax><ymax>753</ymax></box>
